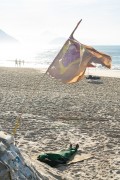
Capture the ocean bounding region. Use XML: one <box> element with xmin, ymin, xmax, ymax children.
<box><xmin>0</xmin><ymin>45</ymin><xmax>120</xmax><ymax>70</ymax></box>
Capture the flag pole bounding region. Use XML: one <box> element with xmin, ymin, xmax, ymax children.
<box><xmin>46</xmin><ymin>19</ymin><xmax>82</xmax><ymax>74</ymax></box>
<box><xmin>69</xmin><ymin>19</ymin><xmax>82</xmax><ymax>38</ymax></box>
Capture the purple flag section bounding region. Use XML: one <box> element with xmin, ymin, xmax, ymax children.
<box><xmin>47</xmin><ymin>37</ymin><xmax>112</xmax><ymax>83</ymax></box>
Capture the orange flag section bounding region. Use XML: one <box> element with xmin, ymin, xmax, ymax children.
<box><xmin>47</xmin><ymin>37</ymin><xmax>111</xmax><ymax>84</ymax></box>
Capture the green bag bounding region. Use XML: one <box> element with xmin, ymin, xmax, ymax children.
<box><xmin>37</xmin><ymin>146</ymin><xmax>78</xmax><ymax>167</ymax></box>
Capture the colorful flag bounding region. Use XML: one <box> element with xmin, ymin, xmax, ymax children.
<box><xmin>47</xmin><ymin>37</ymin><xmax>111</xmax><ymax>84</ymax></box>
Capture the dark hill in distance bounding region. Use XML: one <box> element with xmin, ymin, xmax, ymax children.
<box><xmin>0</xmin><ymin>29</ymin><xmax>18</xmax><ymax>43</ymax></box>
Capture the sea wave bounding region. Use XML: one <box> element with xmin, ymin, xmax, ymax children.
<box><xmin>111</xmin><ymin>65</ymin><xmax>120</xmax><ymax>70</ymax></box>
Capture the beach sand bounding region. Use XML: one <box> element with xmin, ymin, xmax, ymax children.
<box><xmin>0</xmin><ymin>67</ymin><xmax>120</xmax><ymax>179</ymax></box>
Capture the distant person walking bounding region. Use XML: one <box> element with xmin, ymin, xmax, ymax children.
<box><xmin>18</xmin><ymin>60</ymin><xmax>21</xmax><ymax>67</ymax></box>
<box><xmin>15</xmin><ymin>59</ymin><xmax>18</xmax><ymax>67</ymax></box>
<box><xmin>22</xmin><ymin>60</ymin><xmax>24</xmax><ymax>66</ymax></box>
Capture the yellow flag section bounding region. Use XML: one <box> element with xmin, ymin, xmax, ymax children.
<box><xmin>47</xmin><ymin>37</ymin><xmax>111</xmax><ymax>84</ymax></box>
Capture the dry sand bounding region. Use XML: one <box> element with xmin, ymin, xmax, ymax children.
<box><xmin>0</xmin><ymin>67</ymin><xmax>120</xmax><ymax>180</ymax></box>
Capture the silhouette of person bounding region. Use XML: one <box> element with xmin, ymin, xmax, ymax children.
<box><xmin>18</xmin><ymin>60</ymin><xmax>21</xmax><ymax>67</ymax></box>
<box><xmin>22</xmin><ymin>60</ymin><xmax>24</xmax><ymax>66</ymax></box>
<box><xmin>15</xmin><ymin>59</ymin><xmax>18</xmax><ymax>67</ymax></box>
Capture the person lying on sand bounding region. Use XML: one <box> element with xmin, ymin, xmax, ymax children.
<box><xmin>37</xmin><ymin>144</ymin><xmax>79</xmax><ymax>167</ymax></box>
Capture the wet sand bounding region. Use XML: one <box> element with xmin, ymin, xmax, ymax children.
<box><xmin>0</xmin><ymin>67</ymin><xmax>120</xmax><ymax>180</ymax></box>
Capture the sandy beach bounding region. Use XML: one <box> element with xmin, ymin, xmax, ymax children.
<box><xmin>0</xmin><ymin>67</ymin><xmax>120</xmax><ymax>180</ymax></box>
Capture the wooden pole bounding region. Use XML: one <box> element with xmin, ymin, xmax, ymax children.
<box><xmin>69</xmin><ymin>19</ymin><xmax>82</xmax><ymax>38</ymax></box>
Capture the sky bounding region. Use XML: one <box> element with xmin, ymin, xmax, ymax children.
<box><xmin>0</xmin><ymin>0</ymin><xmax>120</xmax><ymax>47</ymax></box>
